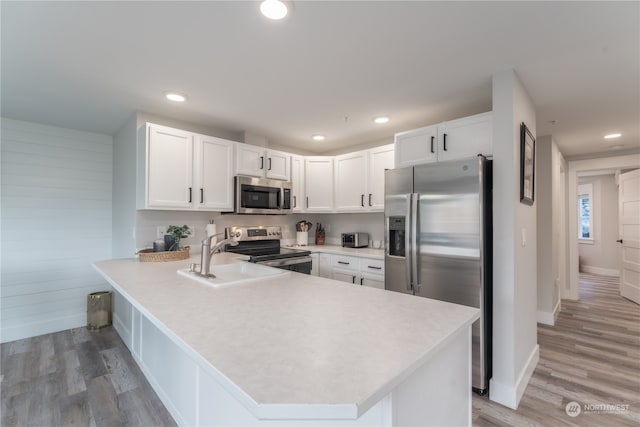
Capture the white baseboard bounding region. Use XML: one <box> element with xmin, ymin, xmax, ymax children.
<box><xmin>581</xmin><ymin>265</ymin><xmax>620</xmax><ymax>277</ymax></box>
<box><xmin>537</xmin><ymin>300</ymin><xmax>561</xmax><ymax>326</ymax></box>
<box><xmin>489</xmin><ymin>344</ymin><xmax>540</xmax><ymax>409</ymax></box>
<box><xmin>0</xmin><ymin>312</ymin><xmax>86</xmax><ymax>343</ymax></box>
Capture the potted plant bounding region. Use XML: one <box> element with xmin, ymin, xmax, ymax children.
<box><xmin>165</xmin><ymin>225</ymin><xmax>191</xmax><ymax>251</ymax></box>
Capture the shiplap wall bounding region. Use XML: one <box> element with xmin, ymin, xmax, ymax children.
<box><xmin>1</xmin><ymin>118</ymin><xmax>113</xmax><ymax>343</ymax></box>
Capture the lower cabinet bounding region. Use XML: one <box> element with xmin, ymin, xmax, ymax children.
<box><xmin>329</xmin><ymin>254</ymin><xmax>384</xmax><ymax>289</ymax></box>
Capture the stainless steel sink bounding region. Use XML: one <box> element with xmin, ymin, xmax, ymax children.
<box><xmin>177</xmin><ymin>262</ymin><xmax>289</xmax><ymax>288</ymax></box>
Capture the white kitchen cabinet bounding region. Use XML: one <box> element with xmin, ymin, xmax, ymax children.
<box><xmin>394</xmin><ymin>125</ymin><xmax>438</xmax><ymax>168</ymax></box>
<box><xmin>235</xmin><ymin>145</ymin><xmax>290</xmax><ymax>181</ymax></box>
<box><xmin>367</xmin><ymin>144</ymin><xmax>394</xmax><ymax>211</ymax></box>
<box><xmin>143</xmin><ymin>124</ymin><xmax>194</xmax><ymax>209</ymax></box>
<box><xmin>319</xmin><ymin>253</ymin><xmax>332</xmax><ymax>278</ymax></box>
<box><xmin>310</xmin><ymin>253</ymin><xmax>319</xmax><ymax>276</ymax></box>
<box><xmin>138</xmin><ymin>123</ymin><xmax>234</xmax><ymax>211</ymax></box>
<box><xmin>328</xmin><ymin>254</ymin><xmax>385</xmax><ymax>289</ymax></box>
<box><xmin>334</xmin><ymin>151</ymin><xmax>368</xmax><ymax>211</ymax></box>
<box><xmin>334</xmin><ymin>145</ymin><xmax>394</xmax><ymax>212</ymax></box>
<box><xmin>195</xmin><ymin>135</ymin><xmax>234</xmax><ymax>210</ymax></box>
<box><xmin>304</xmin><ymin>157</ymin><xmax>334</xmax><ymax>212</ymax></box>
<box><xmin>437</xmin><ymin>112</ymin><xmax>492</xmax><ymax>162</ymax></box>
<box><xmin>394</xmin><ymin>112</ymin><xmax>492</xmax><ymax>167</ymax></box>
<box><xmin>291</xmin><ymin>155</ymin><xmax>305</xmax><ymax>212</ymax></box>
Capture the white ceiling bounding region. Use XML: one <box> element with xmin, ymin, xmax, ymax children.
<box><xmin>2</xmin><ymin>1</ymin><xmax>638</xmax><ymax>158</ymax></box>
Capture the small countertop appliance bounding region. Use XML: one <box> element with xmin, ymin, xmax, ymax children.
<box><xmin>341</xmin><ymin>232</ymin><xmax>369</xmax><ymax>248</ymax></box>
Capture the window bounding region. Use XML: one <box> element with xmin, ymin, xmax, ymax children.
<box><xmin>577</xmin><ymin>183</ymin><xmax>593</xmax><ymax>242</ymax></box>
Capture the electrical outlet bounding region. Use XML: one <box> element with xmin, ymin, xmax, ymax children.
<box><xmin>186</xmin><ymin>225</ymin><xmax>195</xmax><ymax>239</ymax></box>
<box><xmin>156</xmin><ymin>226</ymin><xmax>167</xmax><ymax>239</ymax></box>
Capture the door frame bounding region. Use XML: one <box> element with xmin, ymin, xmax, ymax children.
<box><xmin>566</xmin><ymin>153</ymin><xmax>640</xmax><ymax>300</ymax></box>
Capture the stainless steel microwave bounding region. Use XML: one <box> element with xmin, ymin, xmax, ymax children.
<box><xmin>234</xmin><ymin>176</ymin><xmax>292</xmax><ymax>215</ymax></box>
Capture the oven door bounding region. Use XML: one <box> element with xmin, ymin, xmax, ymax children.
<box><xmin>257</xmin><ymin>256</ymin><xmax>312</xmax><ymax>274</ymax></box>
<box><xmin>235</xmin><ymin>176</ymin><xmax>291</xmax><ymax>215</ymax></box>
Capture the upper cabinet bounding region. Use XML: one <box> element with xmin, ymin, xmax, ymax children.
<box><xmin>291</xmin><ymin>155</ymin><xmax>305</xmax><ymax>213</ymax></box>
<box><xmin>395</xmin><ymin>112</ymin><xmax>492</xmax><ymax>168</ymax></box>
<box><xmin>304</xmin><ymin>157</ymin><xmax>334</xmax><ymax>212</ymax></box>
<box><xmin>235</xmin><ymin>145</ymin><xmax>290</xmax><ymax>181</ymax></box>
<box><xmin>334</xmin><ymin>144</ymin><xmax>394</xmax><ymax>212</ymax></box>
<box><xmin>137</xmin><ymin>123</ymin><xmax>234</xmax><ymax>211</ymax></box>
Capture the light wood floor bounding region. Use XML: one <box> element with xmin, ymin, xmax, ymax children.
<box><xmin>2</xmin><ymin>273</ymin><xmax>638</xmax><ymax>426</ymax></box>
<box><xmin>473</xmin><ymin>273</ymin><xmax>640</xmax><ymax>426</ymax></box>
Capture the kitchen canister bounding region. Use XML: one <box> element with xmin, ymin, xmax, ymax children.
<box><xmin>87</xmin><ymin>291</ymin><xmax>112</xmax><ymax>330</ymax></box>
<box><xmin>296</xmin><ymin>231</ymin><xmax>308</xmax><ymax>246</ymax></box>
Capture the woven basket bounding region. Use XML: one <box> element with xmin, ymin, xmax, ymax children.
<box><xmin>137</xmin><ymin>247</ymin><xmax>190</xmax><ymax>262</ymax></box>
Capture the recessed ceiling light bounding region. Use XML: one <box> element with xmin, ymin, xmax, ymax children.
<box><xmin>604</xmin><ymin>133</ymin><xmax>621</xmax><ymax>139</ymax></box>
<box><xmin>260</xmin><ymin>0</ymin><xmax>288</xmax><ymax>20</ymax></box>
<box><xmin>312</xmin><ymin>135</ymin><xmax>325</xmax><ymax>141</ymax></box>
<box><xmin>165</xmin><ymin>92</ymin><xmax>187</xmax><ymax>102</ymax></box>
<box><xmin>373</xmin><ymin>116</ymin><xmax>390</xmax><ymax>124</ymax></box>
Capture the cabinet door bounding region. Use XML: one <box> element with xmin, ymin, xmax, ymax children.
<box><xmin>334</xmin><ymin>151</ymin><xmax>368</xmax><ymax>211</ymax></box>
<box><xmin>235</xmin><ymin>144</ymin><xmax>265</xmax><ymax>177</ymax></box>
<box><xmin>147</xmin><ymin>125</ymin><xmax>194</xmax><ymax>208</ymax></box>
<box><xmin>332</xmin><ymin>268</ymin><xmax>357</xmax><ymax>284</ymax></box>
<box><xmin>394</xmin><ymin>125</ymin><xmax>438</xmax><ymax>168</ymax></box>
<box><xmin>319</xmin><ymin>253</ymin><xmax>332</xmax><ymax>278</ymax></box>
<box><xmin>196</xmin><ymin>136</ymin><xmax>234</xmax><ymax>211</ymax></box>
<box><xmin>304</xmin><ymin>157</ymin><xmax>334</xmax><ymax>212</ymax></box>
<box><xmin>438</xmin><ymin>112</ymin><xmax>492</xmax><ymax>162</ymax></box>
<box><xmin>291</xmin><ymin>155</ymin><xmax>305</xmax><ymax>212</ymax></box>
<box><xmin>265</xmin><ymin>150</ymin><xmax>290</xmax><ymax>181</ymax></box>
<box><xmin>310</xmin><ymin>253</ymin><xmax>319</xmax><ymax>276</ymax></box>
<box><xmin>368</xmin><ymin>144</ymin><xmax>394</xmax><ymax>211</ymax></box>
<box><xmin>360</xmin><ymin>274</ymin><xmax>385</xmax><ymax>289</ymax></box>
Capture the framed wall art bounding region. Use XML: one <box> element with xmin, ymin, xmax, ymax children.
<box><xmin>520</xmin><ymin>122</ymin><xmax>535</xmax><ymax>205</ymax></box>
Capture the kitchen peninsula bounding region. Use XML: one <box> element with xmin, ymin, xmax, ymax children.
<box><xmin>93</xmin><ymin>254</ymin><xmax>479</xmax><ymax>426</ymax></box>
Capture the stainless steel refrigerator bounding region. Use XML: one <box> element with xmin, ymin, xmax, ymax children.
<box><xmin>384</xmin><ymin>156</ymin><xmax>492</xmax><ymax>394</ymax></box>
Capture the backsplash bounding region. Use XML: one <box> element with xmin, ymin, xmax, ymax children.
<box><xmin>136</xmin><ymin>211</ymin><xmax>384</xmax><ymax>252</ymax></box>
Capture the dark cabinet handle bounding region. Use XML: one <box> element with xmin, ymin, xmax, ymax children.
<box><xmin>338</xmin><ymin>261</ymin><xmax>350</xmax><ymax>265</ymax></box>
<box><xmin>360</xmin><ymin>277</ymin><xmax>364</xmax><ymax>286</ymax></box>
<box><xmin>367</xmin><ymin>266</ymin><xmax>382</xmax><ymax>270</ymax></box>
<box><xmin>368</xmin><ymin>193</ymin><xmax>372</xmax><ymax>206</ymax></box>
<box><xmin>352</xmin><ymin>276</ymin><xmax>356</xmax><ymax>284</ymax></box>
<box><xmin>443</xmin><ymin>133</ymin><xmax>448</xmax><ymax>151</ymax></box>
<box><xmin>430</xmin><ymin>136</ymin><xmax>435</xmax><ymax>153</ymax></box>
<box><xmin>200</xmin><ymin>188</ymin><xmax>204</xmax><ymax>204</ymax></box>
<box><xmin>260</xmin><ymin>156</ymin><xmax>264</xmax><ymax>170</ymax></box>
<box><xmin>306</xmin><ymin>196</ymin><xmax>309</xmax><ymax>208</ymax></box>
<box><xmin>187</xmin><ymin>187</ymin><xmax>192</xmax><ymax>203</ymax></box>
<box><xmin>268</xmin><ymin>158</ymin><xmax>272</xmax><ymax>170</ymax></box>
<box><xmin>617</xmin><ymin>239</ymin><xmax>623</xmax><ymax>244</ymax></box>
<box><xmin>361</xmin><ymin>194</ymin><xmax>365</xmax><ymax>207</ymax></box>
<box><xmin>293</xmin><ymin>195</ymin><xmax>297</xmax><ymax>208</ymax></box>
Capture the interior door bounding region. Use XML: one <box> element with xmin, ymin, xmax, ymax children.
<box><xmin>619</xmin><ymin>169</ymin><xmax>640</xmax><ymax>304</ymax></box>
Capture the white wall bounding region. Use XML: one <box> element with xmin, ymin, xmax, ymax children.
<box><xmin>1</xmin><ymin>118</ymin><xmax>113</xmax><ymax>342</ymax></box>
<box><xmin>490</xmin><ymin>70</ymin><xmax>539</xmax><ymax>409</ymax></box>
<box><xmin>536</xmin><ymin>135</ymin><xmax>566</xmax><ymax>325</ymax></box>
<box><xmin>578</xmin><ymin>174</ymin><xmax>620</xmax><ymax>276</ymax></box>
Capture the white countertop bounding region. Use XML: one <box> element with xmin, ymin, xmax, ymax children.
<box><xmin>93</xmin><ymin>254</ymin><xmax>478</xmax><ymax>419</ymax></box>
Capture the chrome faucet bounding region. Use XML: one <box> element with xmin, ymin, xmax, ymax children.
<box><xmin>191</xmin><ymin>232</ymin><xmax>239</xmax><ymax>278</ymax></box>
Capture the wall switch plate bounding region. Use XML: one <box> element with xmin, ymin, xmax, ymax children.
<box><xmin>156</xmin><ymin>226</ymin><xmax>167</xmax><ymax>239</ymax></box>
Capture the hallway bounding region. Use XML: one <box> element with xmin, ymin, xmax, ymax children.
<box><xmin>473</xmin><ymin>273</ymin><xmax>640</xmax><ymax>426</ymax></box>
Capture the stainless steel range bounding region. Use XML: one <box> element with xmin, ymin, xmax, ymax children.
<box><xmin>224</xmin><ymin>226</ymin><xmax>312</xmax><ymax>274</ymax></box>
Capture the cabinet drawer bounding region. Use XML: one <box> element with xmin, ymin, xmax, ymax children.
<box><xmin>330</xmin><ymin>254</ymin><xmax>359</xmax><ymax>271</ymax></box>
<box><xmin>359</xmin><ymin>258</ymin><xmax>384</xmax><ymax>275</ymax></box>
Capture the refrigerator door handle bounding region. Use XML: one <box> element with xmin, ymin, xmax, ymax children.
<box><xmin>411</xmin><ymin>193</ymin><xmax>420</xmax><ymax>292</ymax></box>
<box><xmin>405</xmin><ymin>194</ymin><xmax>413</xmax><ymax>291</ymax></box>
